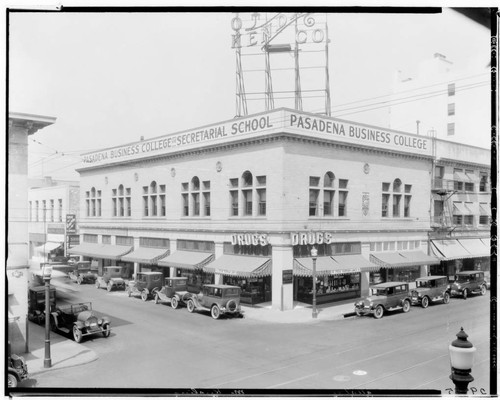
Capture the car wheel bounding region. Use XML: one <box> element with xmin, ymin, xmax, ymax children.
<box><xmin>480</xmin><ymin>285</ymin><xmax>486</xmax><ymax>296</ymax></box>
<box><xmin>402</xmin><ymin>299</ymin><xmax>411</xmax><ymax>313</ymax></box>
<box><xmin>107</xmin><ymin>283</ymin><xmax>113</xmax><ymax>292</ymax></box>
<box><xmin>443</xmin><ymin>292</ymin><xmax>450</xmax><ymax>304</ymax></box>
<box><xmin>355</xmin><ymin>308</ymin><xmax>362</xmax><ymax>317</ymax></box>
<box><xmin>421</xmin><ymin>296</ymin><xmax>429</xmax><ymax>308</ymax></box>
<box><xmin>211</xmin><ymin>304</ymin><xmax>221</xmax><ymax>320</ymax></box>
<box><xmin>463</xmin><ymin>289</ymin><xmax>468</xmax><ymax>300</ymax></box>
<box><xmin>73</xmin><ymin>326</ymin><xmax>83</xmax><ymax>343</ymax></box>
<box><xmin>187</xmin><ymin>299</ymin><xmax>195</xmax><ymax>313</ymax></box>
<box><xmin>102</xmin><ymin>323</ymin><xmax>110</xmax><ymax>338</ymax></box>
<box><xmin>373</xmin><ymin>305</ymin><xmax>384</xmax><ymax>319</ymax></box>
<box><xmin>7</xmin><ymin>373</ymin><xmax>18</xmax><ymax>388</ymax></box>
<box><xmin>141</xmin><ymin>290</ymin><xmax>148</xmax><ymax>302</ymax></box>
<box><xmin>77</xmin><ymin>276</ymin><xmax>83</xmax><ymax>285</ymax></box>
<box><xmin>171</xmin><ymin>297</ymin><xmax>179</xmax><ymax>309</ymax></box>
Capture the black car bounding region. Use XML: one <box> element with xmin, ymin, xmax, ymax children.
<box><xmin>27</xmin><ymin>285</ymin><xmax>56</xmax><ymax>324</ymax></box>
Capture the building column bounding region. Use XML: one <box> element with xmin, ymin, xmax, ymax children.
<box><xmin>133</xmin><ymin>237</ymin><xmax>140</xmax><ymax>280</ymax></box>
<box><xmin>169</xmin><ymin>239</ymin><xmax>177</xmax><ymax>277</ymax></box>
<box><xmin>271</xmin><ymin>243</ymin><xmax>294</xmax><ymax>311</ymax></box>
<box><xmin>214</xmin><ymin>242</ymin><xmax>224</xmax><ymax>285</ymax></box>
<box><xmin>360</xmin><ymin>271</ymin><xmax>370</xmax><ymax>297</ymax></box>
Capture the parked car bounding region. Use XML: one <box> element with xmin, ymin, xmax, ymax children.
<box><xmin>7</xmin><ymin>352</ymin><xmax>29</xmax><ymax>388</ymax></box>
<box><xmin>411</xmin><ymin>276</ymin><xmax>450</xmax><ymax>308</ymax></box>
<box><xmin>27</xmin><ymin>285</ymin><xmax>56</xmax><ymax>324</ymax></box>
<box><xmin>50</xmin><ymin>302</ymin><xmax>111</xmax><ymax>343</ymax></box>
<box><xmin>450</xmin><ymin>270</ymin><xmax>487</xmax><ymax>299</ymax></box>
<box><xmin>153</xmin><ymin>277</ymin><xmax>192</xmax><ymax>309</ymax></box>
<box><xmin>127</xmin><ymin>271</ymin><xmax>164</xmax><ymax>301</ymax></box>
<box><xmin>95</xmin><ymin>266</ymin><xmax>126</xmax><ymax>291</ymax></box>
<box><xmin>186</xmin><ymin>284</ymin><xmax>243</xmax><ymax>319</ymax></box>
<box><xmin>68</xmin><ymin>262</ymin><xmax>97</xmax><ymax>285</ymax></box>
<box><xmin>354</xmin><ymin>282</ymin><xmax>412</xmax><ymax>319</ymax></box>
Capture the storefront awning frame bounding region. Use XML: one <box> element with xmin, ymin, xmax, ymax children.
<box><xmin>157</xmin><ymin>251</ymin><xmax>214</xmax><ymax>271</ymax></box>
<box><xmin>34</xmin><ymin>242</ymin><xmax>63</xmax><ymax>254</ymax></box>
<box><xmin>430</xmin><ymin>239</ymin><xmax>474</xmax><ymax>261</ymax></box>
<box><xmin>457</xmin><ymin>238</ymin><xmax>490</xmax><ymax>258</ymax></box>
<box><xmin>121</xmin><ymin>247</ymin><xmax>170</xmax><ymax>265</ymax></box>
<box><xmin>369</xmin><ymin>250</ymin><xmax>440</xmax><ymax>269</ymax></box>
<box><xmin>293</xmin><ymin>256</ymin><xmax>362</xmax><ymax>277</ymax></box>
<box><xmin>68</xmin><ymin>243</ymin><xmax>133</xmax><ymax>260</ymax></box>
<box><xmin>204</xmin><ymin>255</ymin><xmax>272</xmax><ymax>278</ymax></box>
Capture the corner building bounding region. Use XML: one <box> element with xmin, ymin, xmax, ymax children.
<box><xmin>73</xmin><ymin>108</ymin><xmax>490</xmax><ymax>311</ymax></box>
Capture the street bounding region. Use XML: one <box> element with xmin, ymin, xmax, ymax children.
<box><xmin>23</xmin><ymin>281</ymin><xmax>491</xmax><ymax>393</ymax></box>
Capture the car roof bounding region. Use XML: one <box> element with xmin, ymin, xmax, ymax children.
<box><xmin>416</xmin><ymin>275</ymin><xmax>447</xmax><ymax>281</ymax></box>
<box><xmin>138</xmin><ymin>271</ymin><xmax>163</xmax><ymax>275</ymax></box>
<box><xmin>166</xmin><ymin>277</ymin><xmax>187</xmax><ymax>280</ymax></box>
<box><xmin>456</xmin><ymin>270</ymin><xmax>482</xmax><ymax>275</ymax></box>
<box><xmin>372</xmin><ymin>281</ymin><xmax>408</xmax><ymax>288</ymax></box>
<box><xmin>105</xmin><ymin>266</ymin><xmax>123</xmax><ymax>269</ymax></box>
<box><xmin>204</xmin><ymin>284</ymin><xmax>240</xmax><ymax>289</ymax></box>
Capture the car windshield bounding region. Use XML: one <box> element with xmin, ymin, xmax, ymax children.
<box><xmin>372</xmin><ymin>288</ymin><xmax>388</xmax><ymax>296</ymax></box>
<box><xmin>224</xmin><ymin>288</ymin><xmax>240</xmax><ymax>297</ymax></box>
<box><xmin>456</xmin><ymin>275</ymin><xmax>471</xmax><ymax>283</ymax></box>
<box><xmin>416</xmin><ymin>280</ymin><xmax>430</xmax><ymax>288</ymax></box>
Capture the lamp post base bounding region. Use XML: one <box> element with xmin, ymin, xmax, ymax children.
<box><xmin>450</xmin><ymin>367</ymin><xmax>474</xmax><ymax>394</ymax></box>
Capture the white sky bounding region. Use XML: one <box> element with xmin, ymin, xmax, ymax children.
<box><xmin>7</xmin><ymin>7</ymin><xmax>492</xmax><ymax>180</ymax></box>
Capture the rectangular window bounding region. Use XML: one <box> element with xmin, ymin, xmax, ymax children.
<box><xmin>257</xmin><ymin>189</ymin><xmax>266</xmax><ymax>216</ymax></box>
<box><xmin>447</xmin><ymin>122</ymin><xmax>455</xmax><ymax>136</ymax></box>
<box><xmin>102</xmin><ymin>235</ymin><xmax>111</xmax><ymax>244</ymax></box>
<box><xmin>58</xmin><ymin>199</ymin><xmax>63</xmax><ymax>221</ymax></box>
<box><xmin>256</xmin><ymin>176</ymin><xmax>266</xmax><ymax>186</ymax></box>
<box><xmin>323</xmin><ymin>190</ymin><xmax>334</xmax><ymax>216</ymax></box>
<box><xmin>338</xmin><ymin>191</ymin><xmax>347</xmax><ymax>217</ymax></box>
<box><xmin>50</xmin><ymin>200</ymin><xmax>54</xmax><ymax>221</ymax></box>
<box><xmin>119</xmin><ymin>198</ymin><xmax>124</xmax><ymax>217</ymax></box>
<box><xmin>160</xmin><ymin>195</ymin><xmax>166</xmax><ymax>217</ymax></box>
<box><xmin>112</xmin><ymin>198</ymin><xmax>117</xmax><ymax>217</ymax></box>
<box><xmin>464</xmin><ymin>215</ymin><xmax>474</xmax><ymax>225</ymax></box>
<box><xmin>42</xmin><ymin>201</ymin><xmax>46</xmax><ymax>222</ymax></box>
<box><xmin>448</xmin><ymin>83</ymin><xmax>455</xmax><ymax>96</ymax></box>
<box><xmin>83</xmin><ymin>234</ymin><xmax>98</xmax><ymax>243</ymax></box>
<box><xmin>182</xmin><ymin>194</ymin><xmax>189</xmax><ymax>216</ymax></box>
<box><xmin>382</xmin><ymin>182</ymin><xmax>390</xmax><ymax>192</ymax></box>
<box><xmin>230</xmin><ymin>178</ymin><xmax>238</xmax><ymax>188</ymax></box>
<box><xmin>480</xmin><ymin>173</ymin><xmax>488</xmax><ymax>192</ymax></box>
<box><xmin>404</xmin><ymin>185</ymin><xmax>412</xmax><ymax>193</ymax></box>
<box><xmin>91</xmin><ymin>199</ymin><xmax>96</xmax><ymax>217</ymax></box>
<box><xmin>192</xmin><ymin>193</ymin><xmax>200</xmax><ymax>216</ymax></box>
<box><xmin>393</xmin><ymin>195</ymin><xmax>401</xmax><ymax>217</ymax></box>
<box><xmin>230</xmin><ymin>191</ymin><xmax>238</xmax><ymax>216</ymax></box>
<box><xmin>309</xmin><ymin>176</ymin><xmax>320</xmax><ymax>186</ymax></box>
<box><xmin>203</xmin><ymin>192</ymin><xmax>211</xmax><ymax>216</ymax></box>
<box><xmin>382</xmin><ymin>194</ymin><xmax>389</xmax><ymax>217</ymax></box>
<box><xmin>453</xmin><ymin>215</ymin><xmax>463</xmax><ymax>225</ymax></box>
<box><xmin>309</xmin><ymin>189</ymin><xmax>319</xmax><ymax>216</ymax></box>
<box><xmin>116</xmin><ymin>236</ymin><xmax>133</xmax><ymax>246</ymax></box>
<box><xmin>479</xmin><ymin>215</ymin><xmax>489</xmax><ymax>225</ymax></box>
<box><xmin>140</xmin><ymin>237</ymin><xmax>170</xmax><ymax>248</ymax></box>
<box><xmin>151</xmin><ymin>195</ymin><xmax>158</xmax><ymax>217</ymax></box>
<box><xmin>435</xmin><ymin>166</ymin><xmax>444</xmax><ymax>178</ymax></box>
<box><xmin>35</xmin><ymin>201</ymin><xmax>39</xmax><ymax>221</ymax></box>
<box><xmin>404</xmin><ymin>195</ymin><xmax>411</xmax><ymax>217</ymax></box>
<box><xmin>181</xmin><ymin>182</ymin><xmax>189</xmax><ymax>191</ymax></box>
<box><xmin>29</xmin><ymin>201</ymin><xmax>32</xmax><ymax>221</ymax></box>
<box><xmin>243</xmin><ymin>190</ymin><xmax>252</xmax><ymax>216</ymax></box>
<box><xmin>339</xmin><ymin>179</ymin><xmax>348</xmax><ymax>189</ymax></box>
<box><xmin>448</xmin><ymin>103</ymin><xmax>455</xmax><ymax>116</ymax></box>
<box><xmin>126</xmin><ymin>197</ymin><xmax>131</xmax><ymax>217</ymax></box>
<box><xmin>454</xmin><ymin>181</ymin><xmax>463</xmax><ymax>191</ymax></box>
<box><xmin>464</xmin><ymin>182</ymin><xmax>474</xmax><ymax>192</ymax></box>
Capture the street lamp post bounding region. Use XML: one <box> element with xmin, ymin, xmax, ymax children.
<box><xmin>449</xmin><ymin>327</ymin><xmax>476</xmax><ymax>394</ymax></box>
<box><xmin>311</xmin><ymin>246</ymin><xmax>318</xmax><ymax>318</ymax></box>
<box><xmin>42</xmin><ymin>265</ymin><xmax>52</xmax><ymax>368</ymax></box>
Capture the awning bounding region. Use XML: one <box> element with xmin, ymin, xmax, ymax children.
<box><xmin>68</xmin><ymin>243</ymin><xmax>132</xmax><ymax>260</ymax></box>
<box><xmin>457</xmin><ymin>239</ymin><xmax>490</xmax><ymax>258</ymax></box>
<box><xmin>35</xmin><ymin>242</ymin><xmax>62</xmax><ymax>254</ymax></box>
<box><xmin>204</xmin><ymin>255</ymin><xmax>272</xmax><ymax>278</ymax></box>
<box><xmin>454</xmin><ymin>171</ymin><xmax>470</xmax><ymax>182</ymax></box>
<box><xmin>293</xmin><ymin>256</ymin><xmax>361</xmax><ymax>277</ymax></box>
<box><xmin>157</xmin><ymin>251</ymin><xmax>214</xmax><ymax>270</ymax></box>
<box><xmin>121</xmin><ymin>247</ymin><xmax>170</xmax><ymax>265</ymax></box>
<box><xmin>331</xmin><ymin>254</ymin><xmax>378</xmax><ymax>272</ymax></box>
<box><xmin>453</xmin><ymin>202</ymin><xmax>473</xmax><ymax>215</ymax></box>
<box><xmin>480</xmin><ymin>203</ymin><xmax>491</xmax><ymax>216</ymax></box>
<box><xmin>430</xmin><ymin>239</ymin><xmax>474</xmax><ymax>260</ymax></box>
<box><xmin>370</xmin><ymin>251</ymin><xmax>440</xmax><ymax>269</ymax></box>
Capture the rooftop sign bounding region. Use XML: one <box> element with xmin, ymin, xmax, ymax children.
<box><xmin>79</xmin><ymin>109</ymin><xmax>433</xmax><ymax>169</ymax></box>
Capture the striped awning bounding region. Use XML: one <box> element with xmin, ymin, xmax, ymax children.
<box><xmin>204</xmin><ymin>255</ymin><xmax>272</xmax><ymax>278</ymax></box>
<box><xmin>430</xmin><ymin>239</ymin><xmax>474</xmax><ymax>261</ymax></box>
<box><xmin>68</xmin><ymin>243</ymin><xmax>132</xmax><ymax>260</ymax></box>
<box><xmin>457</xmin><ymin>239</ymin><xmax>490</xmax><ymax>258</ymax></box>
<box><xmin>121</xmin><ymin>247</ymin><xmax>170</xmax><ymax>265</ymax></box>
<box><xmin>370</xmin><ymin>251</ymin><xmax>440</xmax><ymax>269</ymax></box>
<box><xmin>293</xmin><ymin>256</ymin><xmax>362</xmax><ymax>277</ymax></box>
<box><xmin>157</xmin><ymin>251</ymin><xmax>214</xmax><ymax>270</ymax></box>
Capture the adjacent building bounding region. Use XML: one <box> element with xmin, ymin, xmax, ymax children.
<box><xmin>70</xmin><ymin>108</ymin><xmax>490</xmax><ymax>311</ymax></box>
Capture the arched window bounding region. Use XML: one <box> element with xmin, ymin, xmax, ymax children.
<box><xmin>228</xmin><ymin>171</ymin><xmax>266</xmax><ymax>217</ymax></box>
<box><xmin>181</xmin><ymin>177</ymin><xmax>210</xmax><ymax>217</ymax></box>
<box><xmin>113</xmin><ymin>184</ymin><xmax>131</xmax><ymax>217</ymax></box>
<box><xmin>324</xmin><ymin>172</ymin><xmax>335</xmax><ymax>188</ymax></box>
<box><xmin>242</xmin><ymin>171</ymin><xmax>253</xmax><ymax>187</ymax></box>
<box><xmin>393</xmin><ymin>179</ymin><xmax>402</xmax><ymax>192</ymax></box>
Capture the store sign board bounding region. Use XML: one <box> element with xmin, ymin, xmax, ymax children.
<box><xmin>231</xmin><ymin>233</ymin><xmax>269</xmax><ymax>246</ymax></box>
<box><xmin>291</xmin><ymin>232</ymin><xmax>334</xmax><ymax>246</ymax></box>
<box><xmin>66</xmin><ymin>214</ymin><xmax>77</xmax><ymax>234</ymax></box>
<box><xmin>282</xmin><ymin>269</ymin><xmax>293</xmax><ymax>284</ymax></box>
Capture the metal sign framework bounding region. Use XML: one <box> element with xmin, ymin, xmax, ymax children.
<box><xmin>231</xmin><ymin>12</ymin><xmax>331</xmax><ymax>117</ymax></box>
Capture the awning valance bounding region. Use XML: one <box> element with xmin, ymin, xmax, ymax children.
<box><xmin>430</xmin><ymin>239</ymin><xmax>474</xmax><ymax>260</ymax></box>
<box><xmin>370</xmin><ymin>251</ymin><xmax>440</xmax><ymax>269</ymax></box>
<box><xmin>331</xmin><ymin>254</ymin><xmax>378</xmax><ymax>272</ymax></box>
<box><xmin>457</xmin><ymin>239</ymin><xmax>490</xmax><ymax>258</ymax></box>
<box><xmin>35</xmin><ymin>242</ymin><xmax>62</xmax><ymax>254</ymax></box>
<box><xmin>204</xmin><ymin>255</ymin><xmax>272</xmax><ymax>278</ymax></box>
<box><xmin>68</xmin><ymin>243</ymin><xmax>132</xmax><ymax>260</ymax></box>
<box><xmin>454</xmin><ymin>171</ymin><xmax>470</xmax><ymax>182</ymax></box>
<box><xmin>293</xmin><ymin>256</ymin><xmax>362</xmax><ymax>277</ymax></box>
<box><xmin>453</xmin><ymin>202</ymin><xmax>473</xmax><ymax>215</ymax></box>
<box><xmin>157</xmin><ymin>251</ymin><xmax>214</xmax><ymax>270</ymax></box>
<box><xmin>480</xmin><ymin>203</ymin><xmax>491</xmax><ymax>216</ymax></box>
<box><xmin>121</xmin><ymin>247</ymin><xmax>170</xmax><ymax>265</ymax></box>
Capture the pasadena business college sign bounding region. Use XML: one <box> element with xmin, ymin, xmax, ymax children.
<box><xmin>81</xmin><ymin>110</ymin><xmax>432</xmax><ymax>168</ymax></box>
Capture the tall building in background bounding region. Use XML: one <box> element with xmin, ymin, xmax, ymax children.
<box><xmin>389</xmin><ymin>53</ymin><xmax>490</xmax><ymax>149</ymax></box>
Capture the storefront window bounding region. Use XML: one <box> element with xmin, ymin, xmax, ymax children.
<box><xmin>224</xmin><ymin>276</ymin><xmax>271</xmax><ymax>305</ymax></box>
<box><xmin>295</xmin><ymin>273</ymin><xmax>360</xmax><ymax>305</ymax></box>
<box><xmin>293</xmin><ymin>242</ymin><xmax>361</xmax><ymax>257</ymax></box>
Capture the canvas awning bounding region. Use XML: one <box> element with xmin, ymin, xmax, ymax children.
<box><xmin>293</xmin><ymin>256</ymin><xmax>362</xmax><ymax>277</ymax></box>
<box><xmin>457</xmin><ymin>239</ymin><xmax>490</xmax><ymax>258</ymax></box>
<box><xmin>370</xmin><ymin>251</ymin><xmax>440</xmax><ymax>269</ymax></box>
<box><xmin>121</xmin><ymin>247</ymin><xmax>170</xmax><ymax>265</ymax></box>
<box><xmin>204</xmin><ymin>255</ymin><xmax>272</xmax><ymax>278</ymax></box>
<box><xmin>480</xmin><ymin>203</ymin><xmax>491</xmax><ymax>216</ymax></box>
<box><xmin>68</xmin><ymin>243</ymin><xmax>132</xmax><ymax>260</ymax></box>
<box><xmin>157</xmin><ymin>251</ymin><xmax>214</xmax><ymax>270</ymax></box>
<box><xmin>454</xmin><ymin>171</ymin><xmax>471</xmax><ymax>182</ymax></box>
<box><xmin>430</xmin><ymin>239</ymin><xmax>474</xmax><ymax>260</ymax></box>
<box><xmin>453</xmin><ymin>202</ymin><xmax>473</xmax><ymax>215</ymax></box>
<box><xmin>35</xmin><ymin>242</ymin><xmax>62</xmax><ymax>254</ymax></box>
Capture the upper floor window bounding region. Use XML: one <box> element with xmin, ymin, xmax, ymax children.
<box><xmin>480</xmin><ymin>173</ymin><xmax>489</xmax><ymax>192</ymax></box>
<box><xmin>382</xmin><ymin>179</ymin><xmax>411</xmax><ymax>218</ymax></box>
<box><xmin>182</xmin><ymin>177</ymin><xmax>210</xmax><ymax>217</ymax></box>
<box><xmin>309</xmin><ymin>172</ymin><xmax>348</xmax><ymax>218</ymax></box>
<box><xmin>448</xmin><ymin>103</ymin><xmax>455</xmax><ymax>116</ymax></box>
<box><xmin>42</xmin><ymin>200</ymin><xmax>46</xmax><ymax>222</ymax></box>
<box><xmin>58</xmin><ymin>199</ymin><xmax>63</xmax><ymax>222</ymax></box>
<box><xmin>143</xmin><ymin>181</ymin><xmax>166</xmax><ymax>217</ymax></box>
<box><xmin>29</xmin><ymin>201</ymin><xmax>32</xmax><ymax>222</ymax></box>
<box><xmin>35</xmin><ymin>201</ymin><xmax>39</xmax><ymax>222</ymax></box>
<box><xmin>448</xmin><ymin>83</ymin><xmax>455</xmax><ymax>96</ymax></box>
<box><xmin>83</xmin><ymin>234</ymin><xmax>98</xmax><ymax>243</ymax></box>
<box><xmin>112</xmin><ymin>185</ymin><xmax>131</xmax><ymax>217</ymax></box>
<box><xmin>229</xmin><ymin>171</ymin><xmax>266</xmax><ymax>217</ymax></box>
<box><xmin>86</xmin><ymin>187</ymin><xmax>102</xmax><ymax>217</ymax></box>
<box><xmin>447</xmin><ymin>122</ymin><xmax>455</xmax><ymax>136</ymax></box>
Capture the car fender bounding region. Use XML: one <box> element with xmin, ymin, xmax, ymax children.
<box><xmin>400</xmin><ymin>297</ymin><xmax>411</xmax><ymax>306</ymax></box>
<box><xmin>74</xmin><ymin>320</ymin><xmax>85</xmax><ymax>330</ymax></box>
<box><xmin>102</xmin><ymin>316</ymin><xmax>111</xmax><ymax>324</ymax></box>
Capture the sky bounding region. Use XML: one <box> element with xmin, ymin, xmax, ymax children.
<box><xmin>7</xmin><ymin>7</ymin><xmax>492</xmax><ymax>181</ymax></box>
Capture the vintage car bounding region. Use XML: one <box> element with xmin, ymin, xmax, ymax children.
<box><xmin>27</xmin><ymin>285</ymin><xmax>56</xmax><ymax>324</ymax></box>
<box><xmin>7</xmin><ymin>352</ymin><xmax>29</xmax><ymax>388</ymax></box>
<box><xmin>95</xmin><ymin>266</ymin><xmax>126</xmax><ymax>291</ymax></box>
<box><xmin>68</xmin><ymin>262</ymin><xmax>96</xmax><ymax>285</ymax></box>
<box><xmin>153</xmin><ymin>277</ymin><xmax>192</xmax><ymax>309</ymax></box>
<box><xmin>354</xmin><ymin>282</ymin><xmax>412</xmax><ymax>319</ymax></box>
<box><xmin>411</xmin><ymin>276</ymin><xmax>450</xmax><ymax>308</ymax></box>
<box><xmin>186</xmin><ymin>284</ymin><xmax>242</xmax><ymax>319</ymax></box>
<box><xmin>127</xmin><ymin>271</ymin><xmax>164</xmax><ymax>301</ymax></box>
<box><xmin>50</xmin><ymin>302</ymin><xmax>111</xmax><ymax>343</ymax></box>
<box><xmin>450</xmin><ymin>270</ymin><xmax>488</xmax><ymax>299</ymax></box>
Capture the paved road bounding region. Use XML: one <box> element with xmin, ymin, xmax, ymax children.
<box><xmin>27</xmin><ymin>283</ymin><xmax>492</xmax><ymax>393</ymax></box>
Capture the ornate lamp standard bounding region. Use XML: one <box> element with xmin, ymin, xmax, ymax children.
<box><xmin>311</xmin><ymin>246</ymin><xmax>318</xmax><ymax>318</ymax></box>
<box><xmin>42</xmin><ymin>265</ymin><xmax>52</xmax><ymax>368</ymax></box>
<box><xmin>449</xmin><ymin>327</ymin><xmax>476</xmax><ymax>394</ymax></box>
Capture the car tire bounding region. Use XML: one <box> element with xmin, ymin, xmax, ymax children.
<box><xmin>7</xmin><ymin>373</ymin><xmax>18</xmax><ymax>388</ymax></box>
<box><xmin>463</xmin><ymin>289</ymin><xmax>468</xmax><ymax>300</ymax></box>
<box><xmin>443</xmin><ymin>292</ymin><xmax>450</xmax><ymax>304</ymax></box>
<box><xmin>211</xmin><ymin>304</ymin><xmax>221</xmax><ymax>320</ymax></box>
<box><xmin>480</xmin><ymin>285</ymin><xmax>486</xmax><ymax>296</ymax></box>
<box><xmin>102</xmin><ymin>323</ymin><xmax>110</xmax><ymax>338</ymax></box>
<box><xmin>421</xmin><ymin>296</ymin><xmax>429</xmax><ymax>308</ymax></box>
<box><xmin>373</xmin><ymin>305</ymin><xmax>384</xmax><ymax>319</ymax></box>
<box><xmin>73</xmin><ymin>326</ymin><xmax>83</xmax><ymax>343</ymax></box>
<box><xmin>187</xmin><ymin>299</ymin><xmax>195</xmax><ymax>313</ymax></box>
<box><xmin>171</xmin><ymin>297</ymin><xmax>179</xmax><ymax>309</ymax></box>
<box><xmin>402</xmin><ymin>299</ymin><xmax>411</xmax><ymax>313</ymax></box>
<box><xmin>107</xmin><ymin>283</ymin><xmax>113</xmax><ymax>292</ymax></box>
<box><xmin>141</xmin><ymin>290</ymin><xmax>148</xmax><ymax>302</ymax></box>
